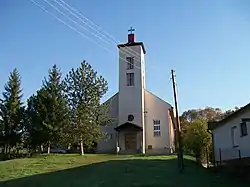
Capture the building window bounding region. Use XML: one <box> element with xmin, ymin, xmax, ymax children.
<box><xmin>231</xmin><ymin>126</ymin><xmax>238</xmax><ymax>147</ymax></box>
<box><xmin>128</xmin><ymin>114</ymin><xmax>134</xmax><ymax>122</ymax></box>
<box><xmin>153</xmin><ymin>120</ymin><xmax>161</xmax><ymax>137</ymax></box>
<box><xmin>126</xmin><ymin>57</ymin><xmax>134</xmax><ymax>69</ymax></box>
<box><xmin>126</xmin><ymin>73</ymin><xmax>134</xmax><ymax>86</ymax></box>
<box><xmin>240</xmin><ymin>122</ymin><xmax>248</xmax><ymax>137</ymax></box>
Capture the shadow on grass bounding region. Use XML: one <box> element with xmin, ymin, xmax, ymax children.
<box><xmin>0</xmin><ymin>158</ymin><xmax>246</xmax><ymax>187</ymax></box>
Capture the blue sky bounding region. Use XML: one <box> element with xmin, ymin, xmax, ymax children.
<box><xmin>1</xmin><ymin>0</ymin><xmax>250</xmax><ymax>114</ymax></box>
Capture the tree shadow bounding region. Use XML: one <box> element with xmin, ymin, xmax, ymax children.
<box><xmin>0</xmin><ymin>157</ymin><xmax>245</xmax><ymax>187</ymax></box>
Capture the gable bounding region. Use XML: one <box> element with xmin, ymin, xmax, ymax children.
<box><xmin>208</xmin><ymin>103</ymin><xmax>250</xmax><ymax>131</ymax></box>
<box><xmin>145</xmin><ymin>90</ymin><xmax>172</xmax><ymax>108</ymax></box>
<box><xmin>102</xmin><ymin>92</ymin><xmax>119</xmax><ymax>121</ymax></box>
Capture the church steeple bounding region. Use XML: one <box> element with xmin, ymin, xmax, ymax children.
<box><xmin>128</xmin><ymin>26</ymin><xmax>135</xmax><ymax>43</ymax></box>
<box><xmin>117</xmin><ymin>27</ymin><xmax>146</xmax><ymax>54</ymax></box>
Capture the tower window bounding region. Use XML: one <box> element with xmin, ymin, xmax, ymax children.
<box><xmin>126</xmin><ymin>73</ymin><xmax>134</xmax><ymax>86</ymax></box>
<box><xmin>126</xmin><ymin>57</ymin><xmax>134</xmax><ymax>69</ymax></box>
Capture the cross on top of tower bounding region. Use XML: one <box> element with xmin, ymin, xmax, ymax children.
<box><xmin>128</xmin><ymin>26</ymin><xmax>135</xmax><ymax>34</ymax></box>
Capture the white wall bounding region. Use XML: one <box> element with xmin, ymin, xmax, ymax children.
<box><xmin>97</xmin><ymin>125</ymin><xmax>117</xmax><ymax>153</ymax></box>
<box><xmin>144</xmin><ymin>90</ymin><xmax>174</xmax><ymax>154</ymax></box>
<box><xmin>118</xmin><ymin>45</ymin><xmax>145</xmax><ymax>127</ymax></box>
<box><xmin>213</xmin><ymin>109</ymin><xmax>250</xmax><ymax>161</ymax></box>
<box><xmin>96</xmin><ymin>93</ymin><xmax>119</xmax><ymax>153</ymax></box>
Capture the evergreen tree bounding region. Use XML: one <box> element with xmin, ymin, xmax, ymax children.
<box><xmin>0</xmin><ymin>68</ymin><xmax>24</xmax><ymax>154</ymax></box>
<box><xmin>65</xmin><ymin>61</ymin><xmax>108</xmax><ymax>155</ymax></box>
<box><xmin>25</xmin><ymin>92</ymin><xmax>46</xmax><ymax>153</ymax></box>
<box><xmin>25</xmin><ymin>65</ymin><xmax>68</xmax><ymax>154</ymax></box>
<box><xmin>41</xmin><ymin>64</ymin><xmax>69</xmax><ymax>153</ymax></box>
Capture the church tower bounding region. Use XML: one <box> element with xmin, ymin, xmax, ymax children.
<box><xmin>117</xmin><ymin>27</ymin><xmax>146</xmax><ymax>152</ymax></box>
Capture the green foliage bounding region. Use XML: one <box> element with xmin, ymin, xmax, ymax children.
<box><xmin>25</xmin><ymin>65</ymin><xmax>69</xmax><ymax>153</ymax></box>
<box><xmin>0</xmin><ymin>62</ymin><xmax>111</xmax><ymax>157</ymax></box>
<box><xmin>64</xmin><ymin>61</ymin><xmax>108</xmax><ymax>152</ymax></box>
<box><xmin>180</xmin><ymin>107</ymin><xmax>239</xmax><ymax>124</ymax></box>
<box><xmin>0</xmin><ymin>68</ymin><xmax>25</xmax><ymax>154</ymax></box>
<box><xmin>180</xmin><ymin>107</ymin><xmax>239</xmax><ymax>163</ymax></box>
<box><xmin>182</xmin><ymin>119</ymin><xmax>211</xmax><ymax>162</ymax></box>
<box><xmin>25</xmin><ymin>93</ymin><xmax>45</xmax><ymax>152</ymax></box>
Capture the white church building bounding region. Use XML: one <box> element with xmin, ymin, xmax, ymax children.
<box><xmin>97</xmin><ymin>28</ymin><xmax>175</xmax><ymax>154</ymax></box>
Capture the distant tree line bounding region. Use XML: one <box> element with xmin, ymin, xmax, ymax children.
<box><xmin>180</xmin><ymin>107</ymin><xmax>239</xmax><ymax>164</ymax></box>
<box><xmin>0</xmin><ymin>61</ymin><xmax>112</xmax><ymax>160</ymax></box>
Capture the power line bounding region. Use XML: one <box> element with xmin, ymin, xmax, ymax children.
<box><xmin>30</xmin><ymin>0</ymin><xmax>142</xmax><ymax>70</ymax></box>
<box><xmin>29</xmin><ymin>0</ymin><xmax>109</xmax><ymax>52</ymax></box>
<box><xmin>44</xmin><ymin>0</ymin><xmax>112</xmax><ymax>47</ymax></box>
<box><xmin>54</xmin><ymin>0</ymin><xmax>146</xmax><ymax>61</ymax></box>
<box><xmin>46</xmin><ymin>0</ymin><xmax>157</xmax><ymax>71</ymax></box>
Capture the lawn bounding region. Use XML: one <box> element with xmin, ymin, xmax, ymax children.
<box><xmin>0</xmin><ymin>154</ymin><xmax>246</xmax><ymax>187</ymax></box>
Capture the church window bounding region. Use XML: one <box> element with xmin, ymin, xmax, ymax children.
<box><xmin>126</xmin><ymin>57</ymin><xmax>134</xmax><ymax>69</ymax></box>
<box><xmin>126</xmin><ymin>73</ymin><xmax>134</xmax><ymax>86</ymax></box>
<box><xmin>153</xmin><ymin>120</ymin><xmax>161</xmax><ymax>137</ymax></box>
<box><xmin>128</xmin><ymin>114</ymin><xmax>134</xmax><ymax>122</ymax></box>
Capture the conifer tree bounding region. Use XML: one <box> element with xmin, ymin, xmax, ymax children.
<box><xmin>0</xmin><ymin>68</ymin><xmax>24</xmax><ymax>154</ymax></box>
<box><xmin>26</xmin><ymin>65</ymin><xmax>68</xmax><ymax>153</ymax></box>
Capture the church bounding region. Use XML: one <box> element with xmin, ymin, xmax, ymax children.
<box><xmin>97</xmin><ymin>28</ymin><xmax>176</xmax><ymax>154</ymax></box>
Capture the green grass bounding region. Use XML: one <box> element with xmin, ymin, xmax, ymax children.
<box><xmin>0</xmin><ymin>154</ymin><xmax>246</xmax><ymax>187</ymax></box>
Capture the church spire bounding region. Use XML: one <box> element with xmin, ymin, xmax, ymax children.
<box><xmin>128</xmin><ymin>26</ymin><xmax>135</xmax><ymax>43</ymax></box>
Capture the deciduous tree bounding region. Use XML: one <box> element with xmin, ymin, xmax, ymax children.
<box><xmin>65</xmin><ymin>61</ymin><xmax>108</xmax><ymax>155</ymax></box>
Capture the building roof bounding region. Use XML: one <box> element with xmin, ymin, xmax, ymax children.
<box><xmin>114</xmin><ymin>122</ymin><xmax>143</xmax><ymax>131</ymax></box>
<box><xmin>104</xmin><ymin>90</ymin><xmax>172</xmax><ymax>109</ymax></box>
<box><xmin>117</xmin><ymin>42</ymin><xmax>146</xmax><ymax>54</ymax></box>
<box><xmin>208</xmin><ymin>103</ymin><xmax>250</xmax><ymax>130</ymax></box>
<box><xmin>145</xmin><ymin>89</ymin><xmax>173</xmax><ymax>108</ymax></box>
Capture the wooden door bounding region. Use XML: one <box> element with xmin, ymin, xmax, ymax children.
<box><xmin>125</xmin><ymin>133</ymin><xmax>137</xmax><ymax>150</ymax></box>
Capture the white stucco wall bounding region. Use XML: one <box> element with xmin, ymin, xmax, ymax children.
<box><xmin>118</xmin><ymin>45</ymin><xmax>145</xmax><ymax>127</ymax></box>
<box><xmin>212</xmin><ymin>109</ymin><xmax>250</xmax><ymax>161</ymax></box>
<box><xmin>144</xmin><ymin>90</ymin><xmax>174</xmax><ymax>154</ymax></box>
<box><xmin>96</xmin><ymin>93</ymin><xmax>119</xmax><ymax>153</ymax></box>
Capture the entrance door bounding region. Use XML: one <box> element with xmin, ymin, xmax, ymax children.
<box><xmin>125</xmin><ymin>133</ymin><xmax>137</xmax><ymax>151</ymax></box>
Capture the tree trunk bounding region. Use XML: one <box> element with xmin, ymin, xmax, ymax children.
<box><xmin>40</xmin><ymin>144</ymin><xmax>44</xmax><ymax>153</ymax></box>
<box><xmin>80</xmin><ymin>137</ymin><xmax>84</xmax><ymax>155</ymax></box>
<box><xmin>4</xmin><ymin>144</ymin><xmax>8</xmax><ymax>154</ymax></box>
<box><xmin>47</xmin><ymin>142</ymin><xmax>51</xmax><ymax>154</ymax></box>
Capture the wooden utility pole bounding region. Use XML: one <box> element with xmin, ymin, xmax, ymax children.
<box><xmin>171</xmin><ymin>69</ymin><xmax>184</xmax><ymax>172</ymax></box>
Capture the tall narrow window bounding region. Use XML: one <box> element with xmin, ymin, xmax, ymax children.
<box><xmin>126</xmin><ymin>73</ymin><xmax>134</xmax><ymax>86</ymax></box>
<box><xmin>240</xmin><ymin>122</ymin><xmax>248</xmax><ymax>137</ymax></box>
<box><xmin>126</xmin><ymin>57</ymin><xmax>134</xmax><ymax>70</ymax></box>
<box><xmin>153</xmin><ymin>120</ymin><xmax>161</xmax><ymax>137</ymax></box>
<box><xmin>231</xmin><ymin>126</ymin><xmax>238</xmax><ymax>147</ymax></box>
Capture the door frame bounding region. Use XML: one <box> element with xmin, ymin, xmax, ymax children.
<box><xmin>124</xmin><ymin>132</ymin><xmax>137</xmax><ymax>151</ymax></box>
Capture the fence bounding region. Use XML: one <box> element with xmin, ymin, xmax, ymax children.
<box><xmin>214</xmin><ymin>147</ymin><xmax>250</xmax><ymax>167</ymax></box>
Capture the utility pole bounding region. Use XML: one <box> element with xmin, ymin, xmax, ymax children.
<box><xmin>171</xmin><ymin>69</ymin><xmax>184</xmax><ymax>172</ymax></box>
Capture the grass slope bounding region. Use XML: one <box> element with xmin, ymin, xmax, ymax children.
<box><xmin>0</xmin><ymin>154</ymin><xmax>245</xmax><ymax>187</ymax></box>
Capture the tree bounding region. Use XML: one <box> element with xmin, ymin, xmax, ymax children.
<box><xmin>180</xmin><ymin>106</ymin><xmax>240</xmax><ymax>164</ymax></box>
<box><xmin>0</xmin><ymin>68</ymin><xmax>25</xmax><ymax>155</ymax></box>
<box><xmin>65</xmin><ymin>61</ymin><xmax>108</xmax><ymax>155</ymax></box>
<box><xmin>25</xmin><ymin>65</ymin><xmax>68</xmax><ymax>154</ymax></box>
<box><xmin>180</xmin><ymin>107</ymin><xmax>223</xmax><ymax>123</ymax></box>
<box><xmin>25</xmin><ymin>92</ymin><xmax>46</xmax><ymax>153</ymax></box>
<box><xmin>182</xmin><ymin>118</ymin><xmax>211</xmax><ymax>163</ymax></box>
